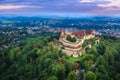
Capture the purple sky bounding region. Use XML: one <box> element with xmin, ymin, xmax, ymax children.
<box><xmin>0</xmin><ymin>0</ymin><xmax>120</xmax><ymax>15</ymax></box>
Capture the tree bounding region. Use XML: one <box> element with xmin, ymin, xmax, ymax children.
<box><xmin>98</xmin><ymin>65</ymin><xmax>106</xmax><ymax>73</ymax></box>
<box><xmin>84</xmin><ymin>60</ymin><xmax>93</xmax><ymax>70</ymax></box>
<box><xmin>71</xmin><ymin>37</ymin><xmax>76</xmax><ymax>42</ymax></box>
<box><xmin>97</xmin><ymin>56</ymin><xmax>106</xmax><ymax>66</ymax></box>
<box><xmin>67</xmin><ymin>35</ymin><xmax>71</xmax><ymax>42</ymax></box>
<box><xmin>86</xmin><ymin>71</ymin><xmax>96</xmax><ymax>80</ymax></box>
<box><xmin>67</xmin><ymin>71</ymin><xmax>78</xmax><ymax>80</ymax></box>
<box><xmin>58</xmin><ymin>56</ymin><xmax>66</xmax><ymax>63</ymax></box>
<box><xmin>96</xmin><ymin>72</ymin><xmax>109</xmax><ymax>80</ymax></box>
<box><xmin>47</xmin><ymin>76</ymin><xmax>57</xmax><ymax>80</ymax></box>
<box><xmin>97</xmin><ymin>44</ymin><xmax>106</xmax><ymax>55</ymax></box>
<box><xmin>73</xmin><ymin>63</ymin><xmax>78</xmax><ymax>70</ymax></box>
<box><xmin>115</xmin><ymin>74</ymin><xmax>120</xmax><ymax>80</ymax></box>
<box><xmin>67</xmin><ymin>35</ymin><xmax>76</xmax><ymax>42</ymax></box>
<box><xmin>51</xmin><ymin>63</ymin><xmax>66</xmax><ymax>80</ymax></box>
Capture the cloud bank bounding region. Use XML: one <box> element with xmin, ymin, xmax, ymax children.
<box><xmin>0</xmin><ymin>0</ymin><xmax>120</xmax><ymax>15</ymax></box>
<box><xmin>0</xmin><ymin>5</ymin><xmax>39</xmax><ymax>10</ymax></box>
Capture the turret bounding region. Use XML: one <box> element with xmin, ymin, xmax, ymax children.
<box><xmin>65</xmin><ymin>28</ymin><xmax>70</xmax><ymax>35</ymax></box>
<box><xmin>83</xmin><ymin>30</ymin><xmax>86</xmax><ymax>39</ymax></box>
<box><xmin>92</xmin><ymin>30</ymin><xmax>96</xmax><ymax>35</ymax></box>
<box><xmin>59</xmin><ymin>30</ymin><xmax>65</xmax><ymax>40</ymax></box>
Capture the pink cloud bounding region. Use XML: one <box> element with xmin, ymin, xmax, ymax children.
<box><xmin>80</xmin><ymin>0</ymin><xmax>94</xmax><ymax>3</ymax></box>
<box><xmin>0</xmin><ymin>5</ymin><xmax>40</xmax><ymax>10</ymax></box>
<box><xmin>97</xmin><ymin>0</ymin><xmax>120</xmax><ymax>8</ymax></box>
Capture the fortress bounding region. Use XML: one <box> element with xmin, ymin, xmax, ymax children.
<box><xmin>59</xmin><ymin>29</ymin><xmax>96</xmax><ymax>57</ymax></box>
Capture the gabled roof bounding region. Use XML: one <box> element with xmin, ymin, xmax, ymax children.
<box><xmin>71</xmin><ymin>30</ymin><xmax>85</xmax><ymax>38</ymax></box>
<box><xmin>71</xmin><ymin>30</ymin><xmax>92</xmax><ymax>38</ymax></box>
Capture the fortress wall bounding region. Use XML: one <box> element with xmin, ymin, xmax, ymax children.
<box><xmin>62</xmin><ymin>49</ymin><xmax>73</xmax><ymax>56</ymax></box>
<box><xmin>59</xmin><ymin>30</ymin><xmax>96</xmax><ymax>57</ymax></box>
<box><xmin>85</xmin><ymin>34</ymin><xmax>95</xmax><ymax>40</ymax></box>
<box><xmin>65</xmin><ymin>47</ymin><xmax>82</xmax><ymax>51</ymax></box>
<box><xmin>61</xmin><ymin>40</ymin><xmax>83</xmax><ymax>48</ymax></box>
<box><xmin>60</xmin><ymin>34</ymin><xmax>95</xmax><ymax>49</ymax></box>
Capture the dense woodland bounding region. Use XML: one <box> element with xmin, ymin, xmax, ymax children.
<box><xmin>0</xmin><ymin>33</ymin><xmax>120</xmax><ymax>80</ymax></box>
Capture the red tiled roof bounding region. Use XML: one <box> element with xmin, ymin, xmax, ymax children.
<box><xmin>71</xmin><ymin>30</ymin><xmax>85</xmax><ymax>38</ymax></box>
<box><xmin>71</xmin><ymin>30</ymin><xmax>92</xmax><ymax>37</ymax></box>
<box><xmin>86</xmin><ymin>31</ymin><xmax>92</xmax><ymax>35</ymax></box>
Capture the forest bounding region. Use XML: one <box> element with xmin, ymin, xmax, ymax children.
<box><xmin>0</xmin><ymin>33</ymin><xmax>120</xmax><ymax>80</ymax></box>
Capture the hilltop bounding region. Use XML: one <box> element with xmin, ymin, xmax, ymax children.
<box><xmin>0</xmin><ymin>33</ymin><xmax>120</xmax><ymax>80</ymax></box>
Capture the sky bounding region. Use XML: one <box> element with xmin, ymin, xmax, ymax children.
<box><xmin>0</xmin><ymin>0</ymin><xmax>120</xmax><ymax>15</ymax></box>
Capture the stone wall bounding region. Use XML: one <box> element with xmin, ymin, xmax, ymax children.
<box><xmin>59</xmin><ymin>29</ymin><xmax>96</xmax><ymax>57</ymax></box>
<box><xmin>85</xmin><ymin>34</ymin><xmax>95</xmax><ymax>40</ymax></box>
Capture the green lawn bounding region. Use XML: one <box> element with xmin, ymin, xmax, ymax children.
<box><xmin>67</xmin><ymin>56</ymin><xmax>81</xmax><ymax>63</ymax></box>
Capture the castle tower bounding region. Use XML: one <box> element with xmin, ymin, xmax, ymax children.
<box><xmin>65</xmin><ymin>28</ymin><xmax>70</xmax><ymax>35</ymax></box>
<box><xmin>59</xmin><ymin>30</ymin><xmax>65</xmax><ymax>40</ymax></box>
<box><xmin>83</xmin><ymin>30</ymin><xmax>86</xmax><ymax>39</ymax></box>
<box><xmin>92</xmin><ymin>30</ymin><xmax>96</xmax><ymax>35</ymax></box>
